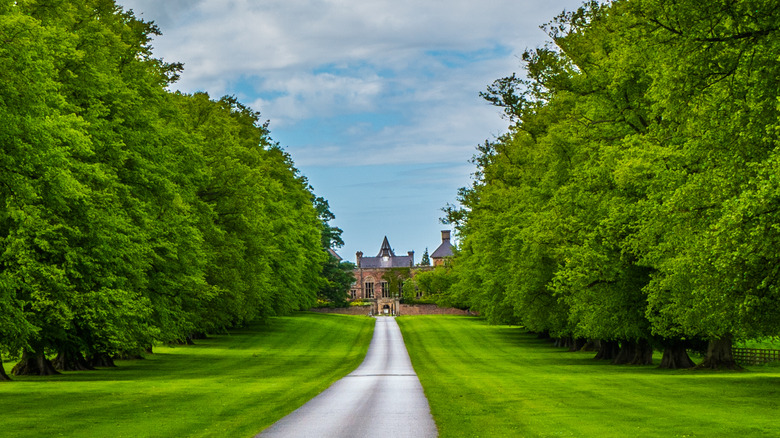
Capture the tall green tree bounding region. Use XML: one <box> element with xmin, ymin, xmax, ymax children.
<box><xmin>418</xmin><ymin>248</ymin><xmax>430</xmax><ymax>266</ymax></box>
<box><xmin>1</xmin><ymin>0</ymin><xmax>337</xmax><ymax>377</ymax></box>
<box><xmin>314</xmin><ymin>197</ymin><xmax>354</xmax><ymax>306</ymax></box>
<box><xmin>448</xmin><ymin>0</ymin><xmax>780</xmax><ymax>369</ymax></box>
<box><xmin>624</xmin><ymin>0</ymin><xmax>780</xmax><ymax>368</ymax></box>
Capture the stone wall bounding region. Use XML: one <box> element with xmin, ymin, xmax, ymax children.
<box><xmin>308</xmin><ymin>304</ymin><xmax>476</xmax><ymax>316</ymax></box>
<box><xmin>398</xmin><ymin>304</ymin><xmax>475</xmax><ymax>316</ymax></box>
<box><xmin>308</xmin><ymin>306</ymin><xmax>373</xmax><ymax>316</ymax></box>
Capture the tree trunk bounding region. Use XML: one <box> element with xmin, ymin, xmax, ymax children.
<box><xmin>12</xmin><ymin>351</ymin><xmax>61</xmax><ymax>376</ymax></box>
<box><xmin>554</xmin><ymin>336</ymin><xmax>575</xmax><ymax>349</ymax></box>
<box><xmin>114</xmin><ymin>351</ymin><xmax>144</xmax><ymax>360</ymax></box>
<box><xmin>612</xmin><ymin>340</ymin><xmax>636</xmax><ymax>364</ymax></box>
<box><xmin>87</xmin><ymin>353</ymin><xmax>116</xmax><ymax>368</ymax></box>
<box><xmin>612</xmin><ymin>339</ymin><xmax>653</xmax><ymax>365</ymax></box>
<box><xmin>0</xmin><ymin>357</ymin><xmax>11</xmax><ymax>381</ymax></box>
<box><xmin>581</xmin><ymin>339</ymin><xmax>600</xmax><ymax>352</ymax></box>
<box><xmin>170</xmin><ymin>336</ymin><xmax>195</xmax><ymax>346</ymax></box>
<box><xmin>114</xmin><ymin>345</ymin><xmax>153</xmax><ymax>360</ymax></box>
<box><xmin>659</xmin><ymin>345</ymin><xmax>696</xmax><ymax>369</ymax></box>
<box><xmin>628</xmin><ymin>339</ymin><xmax>653</xmax><ymax>365</ymax></box>
<box><xmin>696</xmin><ymin>335</ymin><xmax>741</xmax><ymax>370</ymax></box>
<box><xmin>53</xmin><ymin>349</ymin><xmax>95</xmax><ymax>371</ymax></box>
<box><xmin>569</xmin><ymin>338</ymin><xmax>587</xmax><ymax>352</ymax></box>
<box><xmin>537</xmin><ymin>331</ymin><xmax>551</xmax><ymax>340</ymax></box>
<box><xmin>594</xmin><ymin>340</ymin><xmax>620</xmax><ymax>360</ymax></box>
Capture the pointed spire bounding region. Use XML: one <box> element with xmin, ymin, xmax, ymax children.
<box><xmin>377</xmin><ymin>236</ymin><xmax>395</xmax><ymax>257</ymax></box>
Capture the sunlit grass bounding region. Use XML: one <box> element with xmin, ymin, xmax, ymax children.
<box><xmin>399</xmin><ymin>316</ymin><xmax>780</xmax><ymax>438</ymax></box>
<box><xmin>1</xmin><ymin>313</ymin><xmax>374</xmax><ymax>438</ymax></box>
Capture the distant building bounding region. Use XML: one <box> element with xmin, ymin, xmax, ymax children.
<box><xmin>350</xmin><ymin>231</ymin><xmax>453</xmax><ymax>315</ymax></box>
<box><xmin>430</xmin><ymin>230</ymin><xmax>454</xmax><ymax>266</ymax></box>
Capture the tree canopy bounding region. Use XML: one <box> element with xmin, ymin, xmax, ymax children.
<box><xmin>444</xmin><ymin>0</ymin><xmax>780</xmax><ymax>369</ymax></box>
<box><xmin>0</xmin><ymin>0</ymin><xmax>336</xmax><ymax>377</ymax></box>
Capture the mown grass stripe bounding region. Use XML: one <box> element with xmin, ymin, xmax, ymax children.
<box><xmin>398</xmin><ymin>316</ymin><xmax>780</xmax><ymax>438</ymax></box>
<box><xmin>1</xmin><ymin>313</ymin><xmax>374</xmax><ymax>438</ymax></box>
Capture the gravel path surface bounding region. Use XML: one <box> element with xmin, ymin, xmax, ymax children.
<box><xmin>257</xmin><ymin>317</ymin><xmax>438</xmax><ymax>438</ymax></box>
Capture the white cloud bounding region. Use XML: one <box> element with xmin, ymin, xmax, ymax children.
<box><xmin>120</xmin><ymin>0</ymin><xmax>583</xmax><ymax>127</ymax></box>
<box><xmin>121</xmin><ymin>0</ymin><xmax>583</xmax><ymax>92</ymax></box>
<box><xmin>117</xmin><ymin>0</ymin><xmax>586</xmax><ymax>257</ymax></box>
<box><xmin>249</xmin><ymin>72</ymin><xmax>385</xmax><ymax>125</ymax></box>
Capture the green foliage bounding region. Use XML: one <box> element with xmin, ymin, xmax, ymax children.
<box><xmin>402</xmin><ymin>278</ymin><xmax>417</xmax><ymax>302</ymax></box>
<box><xmin>0</xmin><ymin>0</ymin><xmax>336</xmax><ymax>373</ymax></box>
<box><xmin>314</xmin><ymin>196</ymin><xmax>354</xmax><ymax>306</ymax></box>
<box><xmin>413</xmin><ymin>266</ymin><xmax>456</xmax><ymax>302</ymax></box>
<box><xmin>737</xmin><ymin>337</ymin><xmax>780</xmax><ymax>350</ymax></box>
<box><xmin>445</xmin><ymin>0</ymin><xmax>780</xmax><ymax>362</ymax></box>
<box><xmin>381</xmin><ymin>267</ymin><xmax>411</xmax><ymax>299</ymax></box>
<box><xmin>318</xmin><ymin>257</ymin><xmax>356</xmax><ymax>307</ymax></box>
<box><xmin>418</xmin><ymin>248</ymin><xmax>431</xmax><ymax>266</ymax></box>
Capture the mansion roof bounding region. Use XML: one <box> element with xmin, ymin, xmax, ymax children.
<box><xmin>356</xmin><ymin>236</ymin><xmax>414</xmax><ymax>268</ymax></box>
<box><xmin>431</xmin><ymin>230</ymin><xmax>454</xmax><ymax>259</ymax></box>
<box><xmin>359</xmin><ymin>255</ymin><xmax>413</xmax><ymax>269</ymax></box>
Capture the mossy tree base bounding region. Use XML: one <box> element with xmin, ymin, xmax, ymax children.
<box><xmin>696</xmin><ymin>337</ymin><xmax>741</xmax><ymax>370</ymax></box>
<box><xmin>53</xmin><ymin>349</ymin><xmax>96</xmax><ymax>372</ymax></box>
<box><xmin>12</xmin><ymin>351</ymin><xmax>60</xmax><ymax>376</ymax></box>
<box><xmin>659</xmin><ymin>344</ymin><xmax>696</xmax><ymax>369</ymax></box>
<box><xmin>612</xmin><ymin>340</ymin><xmax>653</xmax><ymax>365</ymax></box>
<box><xmin>594</xmin><ymin>340</ymin><xmax>620</xmax><ymax>361</ymax></box>
<box><xmin>88</xmin><ymin>354</ymin><xmax>116</xmax><ymax>368</ymax></box>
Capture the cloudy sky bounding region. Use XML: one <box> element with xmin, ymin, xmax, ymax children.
<box><xmin>117</xmin><ymin>0</ymin><xmax>585</xmax><ymax>262</ymax></box>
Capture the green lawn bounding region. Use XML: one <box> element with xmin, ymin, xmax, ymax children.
<box><xmin>1</xmin><ymin>313</ymin><xmax>374</xmax><ymax>438</ymax></box>
<box><xmin>398</xmin><ymin>316</ymin><xmax>780</xmax><ymax>438</ymax></box>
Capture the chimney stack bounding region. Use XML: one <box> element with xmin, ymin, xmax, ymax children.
<box><xmin>441</xmin><ymin>230</ymin><xmax>451</xmax><ymax>242</ymax></box>
<box><xmin>408</xmin><ymin>251</ymin><xmax>414</xmax><ymax>267</ymax></box>
<box><xmin>356</xmin><ymin>251</ymin><xmax>363</xmax><ymax>268</ymax></box>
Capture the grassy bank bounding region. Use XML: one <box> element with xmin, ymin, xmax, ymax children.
<box><xmin>1</xmin><ymin>313</ymin><xmax>374</xmax><ymax>438</ymax></box>
<box><xmin>398</xmin><ymin>316</ymin><xmax>780</xmax><ymax>437</ymax></box>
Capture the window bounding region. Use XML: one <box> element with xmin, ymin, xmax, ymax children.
<box><xmin>381</xmin><ymin>281</ymin><xmax>389</xmax><ymax>298</ymax></box>
<box><xmin>365</xmin><ymin>281</ymin><xmax>374</xmax><ymax>299</ymax></box>
<box><xmin>350</xmin><ymin>289</ymin><xmax>357</xmax><ymax>299</ymax></box>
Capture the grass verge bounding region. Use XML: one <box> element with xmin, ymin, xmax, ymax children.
<box><xmin>1</xmin><ymin>312</ymin><xmax>374</xmax><ymax>438</ymax></box>
<box><xmin>398</xmin><ymin>316</ymin><xmax>780</xmax><ymax>438</ymax></box>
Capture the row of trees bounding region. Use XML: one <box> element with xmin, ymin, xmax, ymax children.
<box><xmin>0</xmin><ymin>0</ymin><xmax>341</xmax><ymax>379</ymax></box>
<box><xmin>441</xmin><ymin>0</ymin><xmax>780</xmax><ymax>369</ymax></box>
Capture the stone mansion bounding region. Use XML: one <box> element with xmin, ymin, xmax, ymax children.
<box><xmin>350</xmin><ymin>231</ymin><xmax>454</xmax><ymax>315</ymax></box>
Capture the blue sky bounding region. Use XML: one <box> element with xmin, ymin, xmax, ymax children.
<box><xmin>117</xmin><ymin>0</ymin><xmax>586</xmax><ymax>262</ymax></box>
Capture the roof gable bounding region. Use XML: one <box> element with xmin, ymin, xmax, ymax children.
<box><xmin>431</xmin><ymin>237</ymin><xmax>454</xmax><ymax>258</ymax></box>
<box><xmin>377</xmin><ymin>236</ymin><xmax>395</xmax><ymax>257</ymax></box>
